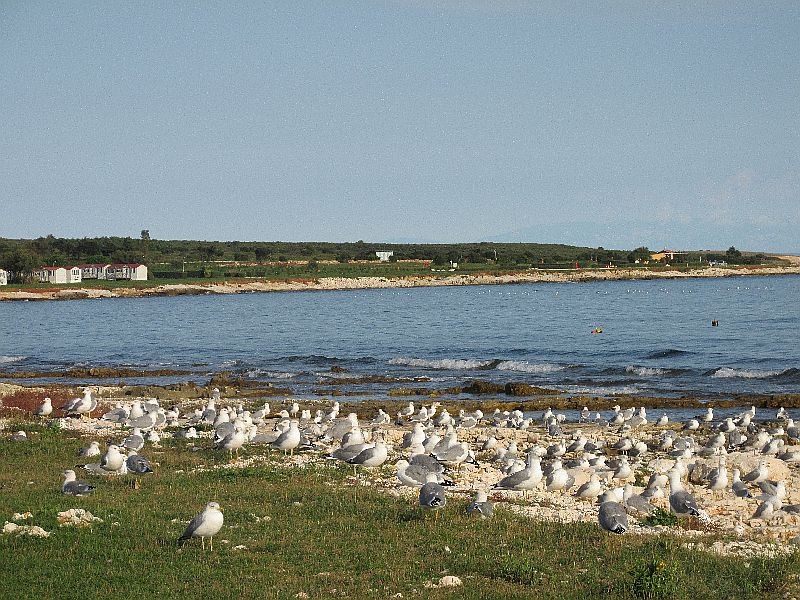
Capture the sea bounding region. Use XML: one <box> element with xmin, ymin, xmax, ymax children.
<box><xmin>1</xmin><ymin>275</ymin><xmax>799</xmax><ymax>415</ymax></box>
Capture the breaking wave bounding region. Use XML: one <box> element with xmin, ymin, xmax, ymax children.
<box><xmin>0</xmin><ymin>355</ymin><xmax>25</xmax><ymax>364</ymax></box>
<box><xmin>496</xmin><ymin>361</ymin><xmax>567</xmax><ymax>374</ymax></box>
<box><xmin>711</xmin><ymin>367</ymin><xmax>797</xmax><ymax>380</ymax></box>
<box><xmin>625</xmin><ymin>365</ymin><xmax>670</xmax><ymax>377</ymax></box>
<box><xmin>246</xmin><ymin>369</ymin><xmax>297</xmax><ymax>379</ymax></box>
<box><xmin>389</xmin><ymin>357</ymin><xmax>493</xmax><ymax>370</ymax></box>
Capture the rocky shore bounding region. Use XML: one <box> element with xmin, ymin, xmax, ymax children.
<box><xmin>2</xmin><ymin>263</ymin><xmax>799</xmax><ymax>302</ymax></box>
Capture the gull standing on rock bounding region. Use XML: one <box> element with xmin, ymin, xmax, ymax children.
<box><xmin>35</xmin><ymin>397</ymin><xmax>53</xmax><ymax>417</ymax></box>
<box><xmin>668</xmin><ymin>470</ymin><xmax>701</xmax><ymax>518</ymax></box>
<box><xmin>272</xmin><ymin>420</ymin><xmax>301</xmax><ymax>455</ymax></box>
<box><xmin>179</xmin><ymin>502</ymin><xmax>224</xmax><ymax>551</ymax></box>
<box><xmin>347</xmin><ymin>440</ymin><xmax>389</xmax><ymax>468</ymax></box>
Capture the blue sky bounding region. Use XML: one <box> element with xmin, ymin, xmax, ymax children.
<box><xmin>1</xmin><ymin>2</ymin><xmax>798</xmax><ymax>252</ymax></box>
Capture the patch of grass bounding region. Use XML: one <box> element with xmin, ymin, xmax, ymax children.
<box><xmin>640</xmin><ymin>508</ymin><xmax>679</xmax><ymax>527</ymax></box>
<box><xmin>1</xmin><ymin>431</ymin><xmax>798</xmax><ymax>599</ymax></box>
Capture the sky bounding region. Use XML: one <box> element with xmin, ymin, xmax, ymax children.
<box><xmin>1</xmin><ymin>2</ymin><xmax>798</xmax><ymax>252</ymax></box>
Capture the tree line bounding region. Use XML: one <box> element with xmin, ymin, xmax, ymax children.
<box><xmin>0</xmin><ymin>234</ymin><xmax>776</xmax><ymax>283</ymax></box>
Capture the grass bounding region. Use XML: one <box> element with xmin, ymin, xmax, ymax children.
<box><xmin>1</xmin><ymin>421</ymin><xmax>798</xmax><ymax>599</ymax></box>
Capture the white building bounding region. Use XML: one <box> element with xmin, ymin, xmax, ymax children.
<box><xmin>38</xmin><ymin>267</ymin><xmax>68</xmax><ymax>284</ymax></box>
<box><xmin>80</xmin><ymin>264</ymin><xmax>110</xmax><ymax>279</ymax></box>
<box><xmin>375</xmin><ymin>251</ymin><xmax>394</xmax><ymax>262</ymax></box>
<box><xmin>107</xmin><ymin>264</ymin><xmax>148</xmax><ymax>281</ymax></box>
<box><xmin>66</xmin><ymin>266</ymin><xmax>82</xmax><ymax>283</ymax></box>
<box><xmin>0</xmin><ymin>269</ymin><xmax>7</xmax><ymax>285</ymax></box>
<box><xmin>37</xmin><ymin>266</ymin><xmax>82</xmax><ymax>283</ymax></box>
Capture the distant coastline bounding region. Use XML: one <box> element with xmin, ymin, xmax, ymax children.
<box><xmin>1</xmin><ymin>262</ymin><xmax>799</xmax><ymax>302</ymax></box>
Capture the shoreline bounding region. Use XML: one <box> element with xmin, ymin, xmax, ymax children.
<box><xmin>2</xmin><ymin>263</ymin><xmax>800</xmax><ymax>302</ymax></box>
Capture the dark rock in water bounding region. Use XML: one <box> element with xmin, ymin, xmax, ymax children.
<box><xmin>505</xmin><ymin>382</ymin><xmax>559</xmax><ymax>396</ymax></box>
<box><xmin>463</xmin><ymin>380</ymin><xmax>505</xmax><ymax>395</ymax></box>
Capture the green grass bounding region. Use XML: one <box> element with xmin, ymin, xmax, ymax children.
<box><xmin>1</xmin><ymin>422</ymin><xmax>798</xmax><ymax>599</ymax></box>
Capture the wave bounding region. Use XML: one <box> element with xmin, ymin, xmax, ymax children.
<box><xmin>0</xmin><ymin>355</ymin><xmax>26</xmax><ymax>364</ymax></box>
<box><xmin>496</xmin><ymin>360</ymin><xmax>567</xmax><ymax>374</ymax></box>
<box><xmin>565</xmin><ymin>384</ymin><xmax>643</xmax><ymax>396</ymax></box>
<box><xmin>710</xmin><ymin>367</ymin><xmax>798</xmax><ymax>380</ymax></box>
<box><xmin>389</xmin><ymin>357</ymin><xmax>493</xmax><ymax>370</ymax></box>
<box><xmin>245</xmin><ymin>369</ymin><xmax>297</xmax><ymax>379</ymax></box>
<box><xmin>645</xmin><ymin>349</ymin><xmax>691</xmax><ymax>359</ymax></box>
<box><xmin>625</xmin><ymin>365</ymin><xmax>674</xmax><ymax>377</ymax></box>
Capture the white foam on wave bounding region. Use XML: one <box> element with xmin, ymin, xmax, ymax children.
<box><xmin>712</xmin><ymin>367</ymin><xmax>784</xmax><ymax>379</ymax></box>
<box><xmin>496</xmin><ymin>360</ymin><xmax>566</xmax><ymax>374</ymax></box>
<box><xmin>389</xmin><ymin>357</ymin><xmax>491</xmax><ymax>370</ymax></box>
<box><xmin>626</xmin><ymin>365</ymin><xmax>668</xmax><ymax>377</ymax></box>
<box><xmin>0</xmin><ymin>355</ymin><xmax>25</xmax><ymax>364</ymax></box>
<box><xmin>566</xmin><ymin>384</ymin><xmax>642</xmax><ymax>396</ymax></box>
<box><xmin>246</xmin><ymin>369</ymin><xmax>297</xmax><ymax>379</ymax></box>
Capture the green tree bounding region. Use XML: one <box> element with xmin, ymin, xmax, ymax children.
<box><xmin>726</xmin><ymin>246</ymin><xmax>742</xmax><ymax>258</ymax></box>
<box><xmin>2</xmin><ymin>249</ymin><xmax>39</xmax><ymax>283</ymax></box>
<box><xmin>627</xmin><ymin>246</ymin><xmax>651</xmax><ymax>263</ymax></box>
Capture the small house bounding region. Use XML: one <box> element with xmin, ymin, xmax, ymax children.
<box><xmin>0</xmin><ymin>269</ymin><xmax>7</xmax><ymax>285</ymax></box>
<box><xmin>66</xmin><ymin>266</ymin><xmax>82</xmax><ymax>283</ymax></box>
<box><xmin>38</xmin><ymin>267</ymin><xmax>68</xmax><ymax>284</ymax></box>
<box><xmin>375</xmin><ymin>251</ymin><xmax>394</xmax><ymax>262</ymax></box>
<box><xmin>80</xmin><ymin>264</ymin><xmax>110</xmax><ymax>280</ymax></box>
<box><xmin>107</xmin><ymin>264</ymin><xmax>148</xmax><ymax>281</ymax></box>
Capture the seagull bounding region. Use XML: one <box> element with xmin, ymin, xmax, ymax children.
<box><xmin>125</xmin><ymin>450</ymin><xmax>154</xmax><ymax>474</ymax></box>
<box><xmin>215</xmin><ymin>426</ymin><xmax>247</xmax><ymax>462</ymax></box>
<box><xmin>419</xmin><ymin>473</ymin><xmax>446</xmax><ymax>521</ymax></box>
<box><xmin>668</xmin><ymin>470</ymin><xmax>701</xmax><ymax>518</ymax></box>
<box><xmin>395</xmin><ymin>459</ymin><xmax>453</xmax><ymax>487</ymax></box>
<box><xmin>11</xmin><ymin>431</ymin><xmax>28</xmax><ymax>442</ymax></box>
<box><xmin>77</xmin><ymin>441</ymin><xmax>101</xmax><ymax>457</ymax></box>
<box><xmin>271</xmin><ymin>420</ymin><xmax>301</xmax><ymax>455</ymax></box>
<box><xmin>99</xmin><ymin>444</ymin><xmax>126</xmax><ymax>474</ymax></box>
<box><xmin>347</xmin><ymin>441</ymin><xmax>388</xmax><ymax>468</ymax></box>
<box><xmin>466</xmin><ymin>491</ymin><xmax>494</xmax><ymax>519</ymax></box>
<box><xmin>730</xmin><ymin>469</ymin><xmax>752</xmax><ymax>498</ymax></box>
<box><xmin>493</xmin><ymin>452</ymin><xmax>542</xmax><ymax>495</ymax></box>
<box><xmin>35</xmin><ymin>397</ymin><xmax>53</xmax><ymax>417</ymax></box>
<box><xmin>707</xmin><ymin>456</ymin><xmax>728</xmax><ymax>497</ymax></box>
<box><xmin>623</xmin><ymin>484</ymin><xmax>656</xmax><ymax>515</ymax></box>
<box><xmin>598</xmin><ymin>501</ymin><xmax>629</xmax><ymax>534</ymax></box>
<box><xmin>62</xmin><ymin>390</ymin><xmax>97</xmax><ymax>418</ymax></box>
<box><xmin>62</xmin><ymin>469</ymin><xmax>95</xmax><ymax>496</ymax></box>
<box><xmin>574</xmin><ymin>473</ymin><xmax>603</xmax><ymax>501</ymax></box>
<box><xmin>741</xmin><ymin>459</ymin><xmax>769</xmax><ymax>484</ymax></box>
<box><xmin>179</xmin><ymin>502</ymin><xmax>224</xmax><ymax>551</ymax></box>
<box><xmin>121</xmin><ymin>428</ymin><xmax>145</xmax><ymax>451</ymax></box>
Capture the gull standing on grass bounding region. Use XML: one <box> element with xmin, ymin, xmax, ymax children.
<box><xmin>179</xmin><ymin>502</ymin><xmax>224</xmax><ymax>551</ymax></box>
<box><xmin>62</xmin><ymin>470</ymin><xmax>95</xmax><ymax>496</ymax></box>
<box><xmin>466</xmin><ymin>491</ymin><xmax>494</xmax><ymax>519</ymax></box>
<box><xmin>77</xmin><ymin>441</ymin><xmax>101</xmax><ymax>458</ymax></box>
<box><xmin>419</xmin><ymin>473</ymin><xmax>446</xmax><ymax>521</ymax></box>
<box><xmin>598</xmin><ymin>501</ymin><xmax>629</xmax><ymax>534</ymax></box>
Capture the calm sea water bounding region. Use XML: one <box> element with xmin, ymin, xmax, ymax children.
<box><xmin>1</xmin><ymin>275</ymin><xmax>798</xmax><ymax>401</ymax></box>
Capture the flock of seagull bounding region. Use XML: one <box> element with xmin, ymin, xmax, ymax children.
<box><xmin>17</xmin><ymin>388</ymin><xmax>800</xmax><ymax>549</ymax></box>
